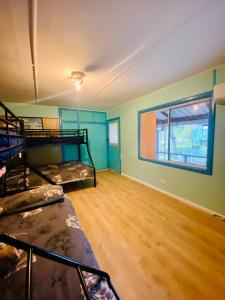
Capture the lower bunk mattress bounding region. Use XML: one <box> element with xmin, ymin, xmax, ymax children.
<box><xmin>0</xmin><ymin>195</ymin><xmax>115</xmax><ymax>300</ymax></box>
<box><xmin>5</xmin><ymin>161</ymin><xmax>94</xmax><ymax>191</ymax></box>
<box><xmin>5</xmin><ymin>166</ymin><xmax>49</xmax><ymax>192</ymax></box>
<box><xmin>35</xmin><ymin>161</ymin><xmax>94</xmax><ymax>184</ymax></box>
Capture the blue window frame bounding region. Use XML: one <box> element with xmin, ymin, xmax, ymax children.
<box><xmin>138</xmin><ymin>91</ymin><xmax>215</xmax><ymax>175</ymax></box>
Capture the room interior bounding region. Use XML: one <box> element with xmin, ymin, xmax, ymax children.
<box><xmin>0</xmin><ymin>1</ymin><xmax>225</xmax><ymax>300</ymax></box>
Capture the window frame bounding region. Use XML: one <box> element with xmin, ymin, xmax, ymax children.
<box><xmin>138</xmin><ymin>91</ymin><xmax>215</xmax><ymax>175</ymax></box>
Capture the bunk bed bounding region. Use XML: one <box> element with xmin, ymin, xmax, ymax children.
<box><xmin>0</xmin><ymin>101</ymin><xmax>47</xmax><ymax>194</ymax></box>
<box><xmin>25</xmin><ymin>128</ymin><xmax>96</xmax><ymax>188</ymax></box>
<box><xmin>0</xmin><ymin>101</ymin><xmax>27</xmax><ymax>195</ymax></box>
<box><xmin>0</xmin><ymin>101</ymin><xmax>120</xmax><ymax>299</ymax></box>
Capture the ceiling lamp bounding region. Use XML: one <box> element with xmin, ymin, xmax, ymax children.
<box><xmin>70</xmin><ymin>71</ymin><xmax>86</xmax><ymax>90</ymax></box>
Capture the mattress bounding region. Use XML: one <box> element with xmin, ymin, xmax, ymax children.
<box><xmin>5</xmin><ymin>167</ymin><xmax>49</xmax><ymax>192</ymax></box>
<box><xmin>0</xmin><ymin>195</ymin><xmax>116</xmax><ymax>300</ymax></box>
<box><xmin>35</xmin><ymin>161</ymin><xmax>93</xmax><ymax>184</ymax></box>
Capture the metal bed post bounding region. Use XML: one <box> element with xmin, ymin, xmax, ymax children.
<box><xmin>85</xmin><ymin>144</ymin><xmax>96</xmax><ymax>187</ymax></box>
<box><xmin>77</xmin><ymin>129</ymin><xmax>81</xmax><ymax>161</ymax></box>
<box><xmin>25</xmin><ymin>248</ymin><xmax>33</xmax><ymax>300</ymax></box>
<box><xmin>84</xmin><ymin>128</ymin><xmax>96</xmax><ymax>187</ymax></box>
<box><xmin>21</xmin><ymin>119</ymin><xmax>27</xmax><ymax>191</ymax></box>
<box><xmin>5</xmin><ymin>110</ymin><xmax>11</xmax><ymax>160</ymax></box>
<box><xmin>93</xmin><ymin>166</ymin><xmax>96</xmax><ymax>187</ymax></box>
<box><xmin>77</xmin><ymin>142</ymin><xmax>81</xmax><ymax>161</ymax></box>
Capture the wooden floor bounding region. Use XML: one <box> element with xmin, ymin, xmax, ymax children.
<box><xmin>67</xmin><ymin>171</ymin><xmax>225</xmax><ymax>300</ymax></box>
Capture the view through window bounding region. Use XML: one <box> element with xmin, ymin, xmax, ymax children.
<box><xmin>139</xmin><ymin>95</ymin><xmax>212</xmax><ymax>171</ymax></box>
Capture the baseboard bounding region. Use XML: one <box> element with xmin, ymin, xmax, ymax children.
<box><xmin>121</xmin><ymin>172</ymin><xmax>225</xmax><ymax>219</ymax></box>
<box><xmin>97</xmin><ymin>168</ymin><xmax>109</xmax><ymax>172</ymax></box>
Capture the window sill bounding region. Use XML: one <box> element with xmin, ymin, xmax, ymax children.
<box><xmin>138</xmin><ymin>156</ymin><xmax>212</xmax><ymax>175</ymax></box>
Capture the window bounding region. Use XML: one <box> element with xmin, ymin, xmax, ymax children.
<box><xmin>109</xmin><ymin>122</ymin><xmax>119</xmax><ymax>145</ymax></box>
<box><xmin>138</xmin><ymin>92</ymin><xmax>215</xmax><ymax>175</ymax></box>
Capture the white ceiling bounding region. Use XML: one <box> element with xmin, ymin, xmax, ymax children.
<box><xmin>0</xmin><ymin>0</ymin><xmax>225</xmax><ymax>111</ymax></box>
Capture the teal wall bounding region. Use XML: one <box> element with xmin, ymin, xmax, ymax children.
<box><xmin>109</xmin><ymin>65</ymin><xmax>225</xmax><ymax>214</ymax></box>
<box><xmin>59</xmin><ymin>108</ymin><xmax>107</xmax><ymax>170</ymax></box>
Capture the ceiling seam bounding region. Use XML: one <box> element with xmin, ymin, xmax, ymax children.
<box><xmin>86</xmin><ymin>65</ymin><xmax>132</xmax><ymax>102</ymax></box>
<box><xmin>28</xmin><ymin>0</ymin><xmax>38</xmax><ymax>104</ymax></box>
<box><xmin>84</xmin><ymin>0</ymin><xmax>216</xmax><ymax>106</ymax></box>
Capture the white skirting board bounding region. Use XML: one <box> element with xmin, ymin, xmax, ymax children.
<box><xmin>121</xmin><ymin>172</ymin><xmax>225</xmax><ymax>219</ymax></box>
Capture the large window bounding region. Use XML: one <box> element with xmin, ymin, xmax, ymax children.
<box><xmin>138</xmin><ymin>92</ymin><xmax>215</xmax><ymax>174</ymax></box>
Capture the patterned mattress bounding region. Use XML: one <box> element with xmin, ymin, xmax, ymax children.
<box><xmin>5</xmin><ymin>166</ymin><xmax>49</xmax><ymax>192</ymax></box>
<box><xmin>0</xmin><ymin>193</ymin><xmax>117</xmax><ymax>300</ymax></box>
<box><xmin>36</xmin><ymin>161</ymin><xmax>93</xmax><ymax>184</ymax></box>
<box><xmin>5</xmin><ymin>161</ymin><xmax>94</xmax><ymax>192</ymax></box>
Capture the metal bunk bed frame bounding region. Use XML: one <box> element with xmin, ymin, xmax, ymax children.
<box><xmin>0</xmin><ymin>100</ymin><xmax>27</xmax><ymax>196</ymax></box>
<box><xmin>25</xmin><ymin>128</ymin><xmax>96</xmax><ymax>187</ymax></box>
<box><xmin>0</xmin><ymin>102</ymin><xmax>119</xmax><ymax>299</ymax></box>
<box><xmin>0</xmin><ymin>233</ymin><xmax>120</xmax><ymax>300</ymax></box>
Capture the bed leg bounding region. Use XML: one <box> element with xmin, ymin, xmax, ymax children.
<box><xmin>93</xmin><ymin>168</ymin><xmax>96</xmax><ymax>187</ymax></box>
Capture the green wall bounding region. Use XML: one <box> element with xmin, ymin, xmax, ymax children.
<box><xmin>109</xmin><ymin>65</ymin><xmax>225</xmax><ymax>214</ymax></box>
<box><xmin>3</xmin><ymin>102</ymin><xmax>59</xmax><ymax>118</ymax></box>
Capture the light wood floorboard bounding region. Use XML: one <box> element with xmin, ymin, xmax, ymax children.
<box><xmin>67</xmin><ymin>170</ymin><xmax>225</xmax><ymax>300</ymax></box>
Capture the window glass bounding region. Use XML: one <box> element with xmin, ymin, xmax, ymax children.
<box><xmin>109</xmin><ymin>122</ymin><xmax>118</xmax><ymax>144</ymax></box>
<box><xmin>169</xmin><ymin>101</ymin><xmax>209</xmax><ymax>168</ymax></box>
<box><xmin>139</xmin><ymin>94</ymin><xmax>213</xmax><ymax>174</ymax></box>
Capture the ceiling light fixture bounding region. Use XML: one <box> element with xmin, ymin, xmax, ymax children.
<box><xmin>193</xmin><ymin>104</ymin><xmax>199</xmax><ymax>111</ymax></box>
<box><xmin>70</xmin><ymin>71</ymin><xmax>86</xmax><ymax>91</ymax></box>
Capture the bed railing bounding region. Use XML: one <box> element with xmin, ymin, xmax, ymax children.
<box><xmin>0</xmin><ymin>101</ymin><xmax>25</xmax><ymax>166</ymax></box>
<box><xmin>25</xmin><ymin>129</ymin><xmax>88</xmax><ymax>144</ymax></box>
<box><xmin>0</xmin><ymin>233</ymin><xmax>120</xmax><ymax>300</ymax></box>
<box><xmin>0</xmin><ymin>101</ymin><xmax>24</xmax><ymax>131</ymax></box>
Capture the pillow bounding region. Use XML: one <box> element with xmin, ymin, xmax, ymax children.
<box><xmin>52</xmin><ymin>175</ymin><xmax>63</xmax><ymax>184</ymax></box>
<box><xmin>0</xmin><ymin>243</ymin><xmax>20</xmax><ymax>278</ymax></box>
<box><xmin>0</xmin><ymin>184</ymin><xmax>64</xmax><ymax>217</ymax></box>
<box><xmin>82</xmin><ymin>271</ymin><xmax>117</xmax><ymax>300</ymax></box>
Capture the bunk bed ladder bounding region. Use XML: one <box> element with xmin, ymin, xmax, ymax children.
<box><xmin>26</xmin><ymin>163</ymin><xmax>57</xmax><ymax>186</ymax></box>
<box><xmin>84</xmin><ymin>128</ymin><xmax>96</xmax><ymax>187</ymax></box>
<box><xmin>86</xmin><ymin>144</ymin><xmax>96</xmax><ymax>187</ymax></box>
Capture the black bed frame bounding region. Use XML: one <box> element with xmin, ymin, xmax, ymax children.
<box><xmin>0</xmin><ymin>100</ymin><xmax>96</xmax><ymax>194</ymax></box>
<box><xmin>0</xmin><ymin>101</ymin><xmax>27</xmax><ymax>195</ymax></box>
<box><xmin>25</xmin><ymin>128</ymin><xmax>96</xmax><ymax>187</ymax></box>
<box><xmin>0</xmin><ymin>233</ymin><xmax>120</xmax><ymax>300</ymax></box>
<box><xmin>0</xmin><ymin>102</ymin><xmax>119</xmax><ymax>299</ymax></box>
